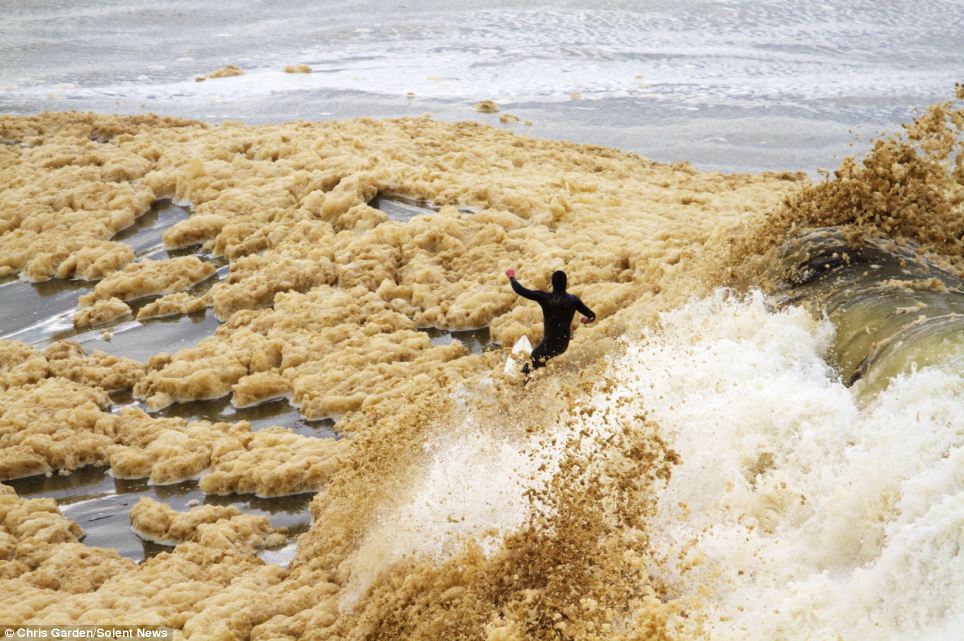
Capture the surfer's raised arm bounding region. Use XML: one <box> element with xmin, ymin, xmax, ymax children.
<box><xmin>505</xmin><ymin>269</ymin><xmax>548</xmax><ymax>302</ymax></box>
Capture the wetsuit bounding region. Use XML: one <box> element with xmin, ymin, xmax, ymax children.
<box><xmin>510</xmin><ymin>273</ymin><xmax>595</xmax><ymax>372</ymax></box>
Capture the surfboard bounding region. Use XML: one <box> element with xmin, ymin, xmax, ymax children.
<box><xmin>504</xmin><ymin>335</ymin><xmax>532</xmax><ymax>376</ymax></box>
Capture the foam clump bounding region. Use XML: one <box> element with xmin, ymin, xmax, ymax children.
<box><xmin>162</xmin><ymin>213</ymin><xmax>226</xmax><ymax>250</ymax></box>
<box><xmin>475</xmin><ymin>100</ymin><xmax>500</xmax><ymax>113</ymax></box>
<box><xmin>77</xmin><ymin>256</ymin><xmax>215</xmax><ymax>306</ymax></box>
<box><xmin>0</xmin><ymin>114</ymin><xmax>162</xmax><ymax>281</ymax></box>
<box><xmin>230</xmin><ymin>371</ymin><xmax>290</xmax><ymax>408</ymax></box>
<box><xmin>72</xmin><ymin>296</ymin><xmax>131</xmax><ymax>328</ymax></box>
<box><xmin>23</xmin><ymin>240</ymin><xmax>135</xmax><ymax>282</ymax></box>
<box><xmin>0</xmin><ymin>340</ymin><xmax>142</xmax><ymax>393</ymax></box>
<box><xmin>282</xmin><ymin>64</ymin><xmax>312</xmax><ymax>74</ymax></box>
<box><xmin>42</xmin><ymin>340</ymin><xmax>144</xmax><ymax>390</ymax></box>
<box><xmin>204</xmin><ymin>65</ymin><xmax>244</xmax><ymax>79</ymax></box>
<box><xmin>137</xmin><ymin>282</ymin><xmax>493</xmax><ymax>418</ymax></box>
<box><xmin>0</xmin><ymin>376</ymin><xmax>121</xmax><ymax>480</ymax></box>
<box><xmin>0</xmin><ymin>386</ymin><xmax>344</xmax><ymax>495</ymax></box>
<box><xmin>136</xmin><ymin>291</ymin><xmax>206</xmax><ymax>320</ymax></box>
<box><xmin>198</xmin><ymin>426</ymin><xmax>346</xmax><ymax>497</ymax></box>
<box><xmin>0</xmin><ymin>341</ymin><xmax>48</xmax><ymax>391</ymax></box>
<box><xmin>0</xmin><ymin>339</ymin><xmax>346</xmax><ymax>496</ymax></box>
<box><xmin>105</xmin><ymin>407</ymin><xmax>238</xmax><ymax>484</ymax></box>
<box><xmin>129</xmin><ymin>497</ymin><xmax>285</xmax><ymax>551</ymax></box>
<box><xmin>132</xmin><ymin>325</ymin><xmax>287</xmax><ymax>410</ymax></box>
<box><xmin>0</xmin><ymin>484</ymin><xmax>294</xmax><ymax>634</ymax></box>
<box><xmin>105</xmin><ymin>409</ymin><xmax>348</xmax><ymax>494</ymax></box>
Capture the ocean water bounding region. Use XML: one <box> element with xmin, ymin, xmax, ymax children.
<box><xmin>1</xmin><ymin>0</ymin><xmax>962</xmax><ymax>172</ymax></box>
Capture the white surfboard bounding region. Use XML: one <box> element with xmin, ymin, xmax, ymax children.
<box><xmin>504</xmin><ymin>335</ymin><xmax>533</xmax><ymax>376</ymax></box>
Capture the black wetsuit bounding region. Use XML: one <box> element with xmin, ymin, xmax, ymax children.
<box><xmin>510</xmin><ymin>277</ymin><xmax>595</xmax><ymax>371</ymax></box>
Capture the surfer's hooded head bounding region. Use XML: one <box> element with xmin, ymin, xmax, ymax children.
<box><xmin>551</xmin><ymin>270</ymin><xmax>567</xmax><ymax>293</ymax></box>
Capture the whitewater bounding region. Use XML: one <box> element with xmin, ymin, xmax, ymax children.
<box><xmin>632</xmin><ymin>292</ymin><xmax>962</xmax><ymax>640</ymax></box>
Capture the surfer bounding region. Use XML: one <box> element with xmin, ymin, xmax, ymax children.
<box><xmin>505</xmin><ymin>268</ymin><xmax>595</xmax><ymax>376</ymax></box>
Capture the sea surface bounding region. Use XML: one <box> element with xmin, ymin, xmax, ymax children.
<box><xmin>1</xmin><ymin>0</ymin><xmax>962</xmax><ymax>172</ymax></box>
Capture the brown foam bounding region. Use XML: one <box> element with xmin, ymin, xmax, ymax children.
<box><xmin>1</xmin><ymin>100</ymin><xmax>957</xmax><ymax>636</ymax></box>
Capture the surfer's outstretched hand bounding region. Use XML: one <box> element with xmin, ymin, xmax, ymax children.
<box><xmin>580</xmin><ymin>316</ymin><xmax>591</xmax><ymax>324</ymax></box>
<box><xmin>505</xmin><ymin>268</ymin><xmax>515</xmax><ymax>279</ymax></box>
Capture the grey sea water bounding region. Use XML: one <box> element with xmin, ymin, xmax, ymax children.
<box><xmin>1</xmin><ymin>0</ymin><xmax>962</xmax><ymax>172</ymax></box>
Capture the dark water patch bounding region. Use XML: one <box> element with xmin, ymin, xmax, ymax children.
<box><xmin>827</xmin><ymin>291</ymin><xmax>961</xmax><ymax>385</ymax></box>
<box><xmin>769</xmin><ymin>228</ymin><xmax>963</xmax><ymax>395</ymax></box>
<box><xmin>74</xmin><ymin>310</ymin><xmax>221</xmax><ymax>362</ymax></box>
<box><xmin>108</xmin><ymin>388</ymin><xmax>135</xmax><ymax>406</ymax></box>
<box><xmin>370</xmin><ymin>194</ymin><xmax>437</xmax><ymax>221</ymax></box>
<box><xmin>6</xmin><ymin>466</ymin><xmax>116</xmax><ymax>502</ymax></box>
<box><xmin>774</xmin><ymin>230</ymin><xmax>958</xmax><ymax>302</ymax></box>
<box><xmin>370</xmin><ymin>194</ymin><xmax>480</xmax><ymax>221</ymax></box>
<box><xmin>0</xmin><ymin>277</ymin><xmax>91</xmax><ymax>342</ymax></box>
<box><xmin>146</xmin><ymin>395</ymin><xmax>338</xmax><ymax>438</ymax></box>
<box><xmin>163</xmin><ymin>245</ymin><xmax>204</xmax><ymax>258</ymax></box>
<box><xmin>113</xmin><ymin>199</ymin><xmax>190</xmax><ymax>256</ymax></box>
<box><xmin>419</xmin><ymin>326</ymin><xmax>496</xmax><ymax>354</ymax></box>
<box><xmin>182</xmin><ymin>261</ymin><xmax>229</xmax><ymax>297</ymax></box>
<box><xmin>6</xmin><ymin>466</ymin><xmax>312</xmax><ymax>564</ymax></box>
